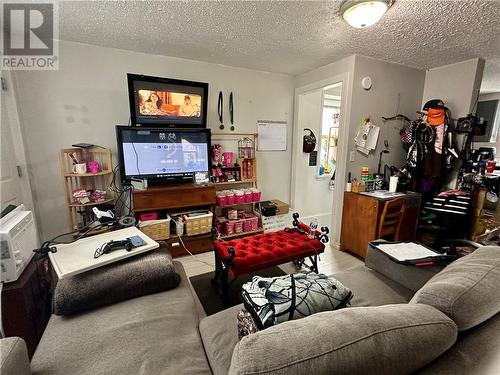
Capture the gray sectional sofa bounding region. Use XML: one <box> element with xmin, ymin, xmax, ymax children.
<box><xmin>2</xmin><ymin>246</ymin><xmax>499</xmax><ymax>375</ymax></box>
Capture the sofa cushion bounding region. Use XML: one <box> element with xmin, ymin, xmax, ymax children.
<box><xmin>229</xmin><ymin>304</ymin><xmax>457</xmax><ymax>375</ymax></box>
<box><xmin>32</xmin><ymin>261</ymin><xmax>211</xmax><ymax>375</ymax></box>
<box><xmin>410</xmin><ymin>246</ymin><xmax>500</xmax><ymax>331</ymax></box>
<box><xmin>332</xmin><ymin>265</ymin><xmax>414</xmax><ymax>306</ymax></box>
<box><xmin>0</xmin><ymin>337</ymin><xmax>31</xmax><ymax>375</ymax></box>
<box><xmin>416</xmin><ymin>313</ymin><xmax>500</xmax><ymax>375</ymax></box>
<box><xmin>200</xmin><ymin>304</ymin><xmax>243</xmax><ymax>375</ymax></box>
<box><xmin>53</xmin><ymin>248</ymin><xmax>180</xmax><ymax>315</ymax></box>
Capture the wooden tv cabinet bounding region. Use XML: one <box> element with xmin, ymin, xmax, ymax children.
<box><xmin>133</xmin><ymin>183</ymin><xmax>216</xmax><ymax>257</ymax></box>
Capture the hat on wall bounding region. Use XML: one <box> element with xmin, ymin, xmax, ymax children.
<box><xmin>427</xmin><ymin>107</ymin><xmax>446</xmax><ymax>126</ymax></box>
<box><xmin>423</xmin><ymin>99</ymin><xmax>448</xmax><ymax>111</ymax></box>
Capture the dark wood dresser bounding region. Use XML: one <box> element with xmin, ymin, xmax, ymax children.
<box><xmin>1</xmin><ymin>256</ymin><xmax>52</xmax><ymax>358</ymax></box>
<box><xmin>340</xmin><ymin>191</ymin><xmax>421</xmax><ymax>258</ymax></box>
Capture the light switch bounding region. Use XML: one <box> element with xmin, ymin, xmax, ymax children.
<box><xmin>349</xmin><ymin>151</ymin><xmax>356</xmax><ymax>162</ymax></box>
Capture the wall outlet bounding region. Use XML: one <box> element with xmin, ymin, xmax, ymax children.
<box><xmin>349</xmin><ymin>151</ymin><xmax>356</xmax><ymax>162</ymax></box>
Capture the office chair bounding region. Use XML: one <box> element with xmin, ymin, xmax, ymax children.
<box><xmin>377</xmin><ymin>198</ymin><xmax>406</xmax><ymax>241</ymax></box>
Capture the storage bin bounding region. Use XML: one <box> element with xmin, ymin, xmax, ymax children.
<box><xmin>225</xmin><ymin>191</ymin><xmax>236</xmax><ymax>205</ymax></box>
<box><xmin>243</xmin><ymin>219</ymin><xmax>253</xmax><ymax>232</ymax></box>
<box><xmin>234</xmin><ymin>220</ymin><xmax>244</xmax><ymax>234</ymax></box>
<box><xmin>223</xmin><ymin>220</ymin><xmax>235</xmax><ymax>236</ymax></box>
<box><xmin>184</xmin><ymin>212</ymin><xmax>213</xmax><ymax>236</ymax></box>
<box><xmin>139</xmin><ymin>212</ymin><xmax>159</xmax><ymax>221</ymax></box>
<box><xmin>244</xmin><ymin>190</ymin><xmax>253</xmax><ymax>203</ymax></box>
<box><xmin>235</xmin><ymin>190</ymin><xmax>245</xmax><ymax>204</ymax></box>
<box><xmin>216</xmin><ymin>217</ymin><xmax>227</xmax><ymax>233</ymax></box>
<box><xmin>248</xmin><ymin>216</ymin><xmax>259</xmax><ymax>231</ymax></box>
<box><xmin>251</xmin><ymin>189</ymin><xmax>261</xmax><ymax>202</ymax></box>
<box><xmin>352</xmin><ymin>184</ymin><xmax>366</xmax><ymax>193</ymax></box>
<box><xmin>216</xmin><ymin>192</ymin><xmax>226</xmax><ymax>207</ymax></box>
<box><xmin>139</xmin><ymin>218</ymin><xmax>170</xmax><ymax>240</ymax></box>
<box><xmin>227</xmin><ymin>209</ymin><xmax>238</xmax><ymax>220</ymax></box>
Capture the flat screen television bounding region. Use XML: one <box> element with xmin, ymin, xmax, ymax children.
<box><xmin>127</xmin><ymin>73</ymin><xmax>208</xmax><ymax>128</ymax></box>
<box><xmin>116</xmin><ymin>126</ymin><xmax>211</xmax><ymax>184</ymax></box>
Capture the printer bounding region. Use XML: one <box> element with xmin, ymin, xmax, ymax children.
<box><xmin>0</xmin><ymin>205</ymin><xmax>39</xmax><ymax>283</ymax></box>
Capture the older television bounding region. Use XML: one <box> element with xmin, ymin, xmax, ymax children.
<box><xmin>127</xmin><ymin>74</ymin><xmax>208</xmax><ymax>128</ymax></box>
<box><xmin>116</xmin><ymin>126</ymin><xmax>211</xmax><ymax>184</ymax></box>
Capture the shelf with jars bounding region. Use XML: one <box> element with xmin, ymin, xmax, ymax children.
<box><xmin>211</xmin><ymin>133</ymin><xmax>263</xmax><ymax>240</ymax></box>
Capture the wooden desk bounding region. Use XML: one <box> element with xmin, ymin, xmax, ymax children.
<box><xmin>133</xmin><ymin>183</ymin><xmax>216</xmax><ymax>257</ymax></box>
<box><xmin>340</xmin><ymin>191</ymin><xmax>421</xmax><ymax>258</ymax></box>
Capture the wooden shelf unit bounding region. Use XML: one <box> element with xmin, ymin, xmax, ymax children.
<box><xmin>60</xmin><ymin>147</ymin><xmax>115</xmax><ymax>231</ymax></box>
<box><xmin>218</xmin><ymin>228</ymin><xmax>264</xmax><ymax>240</ymax></box>
<box><xmin>212</xmin><ymin>133</ymin><xmax>263</xmax><ymax>240</ymax></box>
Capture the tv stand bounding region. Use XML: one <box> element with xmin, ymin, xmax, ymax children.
<box><xmin>133</xmin><ymin>183</ymin><xmax>216</xmax><ymax>257</ymax></box>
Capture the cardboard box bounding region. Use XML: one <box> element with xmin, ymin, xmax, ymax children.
<box><xmin>270</xmin><ymin>199</ymin><xmax>289</xmax><ymax>215</ymax></box>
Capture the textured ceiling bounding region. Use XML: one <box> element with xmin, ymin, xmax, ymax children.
<box><xmin>59</xmin><ymin>0</ymin><xmax>500</xmax><ymax>88</ymax></box>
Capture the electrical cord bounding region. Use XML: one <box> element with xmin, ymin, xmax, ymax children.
<box><xmin>177</xmin><ymin>233</ymin><xmax>214</xmax><ymax>269</ymax></box>
<box><xmin>35</xmin><ymin>219</ymin><xmax>118</xmax><ymax>257</ymax></box>
<box><xmin>109</xmin><ymin>164</ymin><xmax>135</xmax><ymax>217</ymax></box>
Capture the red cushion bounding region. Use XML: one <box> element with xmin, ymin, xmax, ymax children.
<box><xmin>214</xmin><ymin>230</ymin><xmax>325</xmax><ymax>277</ymax></box>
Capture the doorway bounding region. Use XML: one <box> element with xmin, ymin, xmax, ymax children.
<box><xmin>0</xmin><ymin>71</ymin><xmax>36</xmax><ymax>213</ymax></box>
<box><xmin>291</xmin><ymin>73</ymin><xmax>351</xmax><ymax>246</ymax></box>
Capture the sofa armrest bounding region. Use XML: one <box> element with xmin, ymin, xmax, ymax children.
<box><xmin>365</xmin><ymin>243</ymin><xmax>444</xmax><ymax>292</ymax></box>
<box><xmin>0</xmin><ymin>337</ymin><xmax>31</xmax><ymax>375</ymax></box>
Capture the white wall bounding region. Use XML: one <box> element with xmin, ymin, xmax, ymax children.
<box><xmin>421</xmin><ymin>58</ymin><xmax>485</xmax><ymax>118</ymax></box>
<box><xmin>292</xmin><ymin>55</ymin><xmax>425</xmax><ymax>244</ymax></box>
<box><xmin>347</xmin><ymin>55</ymin><xmax>426</xmax><ymax>180</ymax></box>
<box><xmin>295</xmin><ymin>56</ymin><xmax>355</xmax><ymax>88</ymax></box>
<box><xmin>12</xmin><ymin>40</ymin><xmax>294</xmax><ymax>240</ymax></box>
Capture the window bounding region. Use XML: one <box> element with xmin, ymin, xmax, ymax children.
<box><xmin>318</xmin><ymin>95</ymin><xmax>341</xmax><ymax>177</ymax></box>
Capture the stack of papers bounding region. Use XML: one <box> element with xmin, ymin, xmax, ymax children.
<box><xmin>360</xmin><ymin>191</ymin><xmax>405</xmax><ymax>199</ymax></box>
<box><xmin>375</xmin><ymin>242</ymin><xmax>439</xmax><ymax>262</ymax></box>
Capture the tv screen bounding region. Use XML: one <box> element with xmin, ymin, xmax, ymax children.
<box><xmin>116</xmin><ymin>126</ymin><xmax>211</xmax><ymax>184</ymax></box>
<box><xmin>127</xmin><ymin>74</ymin><xmax>208</xmax><ymax>128</ymax></box>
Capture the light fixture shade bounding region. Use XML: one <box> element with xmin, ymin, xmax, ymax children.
<box><xmin>341</xmin><ymin>0</ymin><xmax>390</xmax><ymax>28</ymax></box>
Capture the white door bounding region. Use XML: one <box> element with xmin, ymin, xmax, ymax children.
<box><xmin>1</xmin><ymin>90</ymin><xmax>21</xmax><ymax>209</ymax></box>
<box><xmin>0</xmin><ymin>72</ymin><xmax>35</xmax><ymax>212</ymax></box>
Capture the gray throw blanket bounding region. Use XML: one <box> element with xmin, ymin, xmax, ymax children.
<box><xmin>53</xmin><ymin>250</ymin><xmax>180</xmax><ymax>315</ymax></box>
<box><xmin>242</xmin><ymin>272</ymin><xmax>353</xmax><ymax>329</ymax></box>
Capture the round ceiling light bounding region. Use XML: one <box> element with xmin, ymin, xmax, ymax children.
<box><xmin>340</xmin><ymin>0</ymin><xmax>392</xmax><ymax>28</ymax></box>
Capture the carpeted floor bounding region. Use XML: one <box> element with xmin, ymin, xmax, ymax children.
<box><xmin>190</xmin><ymin>266</ymin><xmax>286</xmax><ymax>316</ymax></box>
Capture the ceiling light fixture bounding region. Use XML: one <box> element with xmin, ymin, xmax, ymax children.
<box><xmin>340</xmin><ymin>0</ymin><xmax>393</xmax><ymax>28</ymax></box>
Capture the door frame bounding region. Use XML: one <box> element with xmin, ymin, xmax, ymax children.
<box><xmin>1</xmin><ymin>70</ymin><xmax>36</xmax><ymax>212</ymax></box>
<box><xmin>291</xmin><ymin>72</ymin><xmax>352</xmax><ymax>246</ymax></box>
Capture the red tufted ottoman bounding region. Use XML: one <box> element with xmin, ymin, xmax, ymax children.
<box><xmin>212</xmin><ymin>215</ymin><xmax>329</xmax><ymax>297</ymax></box>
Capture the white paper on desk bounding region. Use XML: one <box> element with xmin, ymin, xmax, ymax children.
<box><xmin>257</xmin><ymin>120</ymin><xmax>287</xmax><ymax>151</ymax></box>
<box><xmin>376</xmin><ymin>242</ymin><xmax>438</xmax><ymax>261</ymax></box>
<box><xmin>360</xmin><ymin>190</ymin><xmax>405</xmax><ymax>199</ymax></box>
